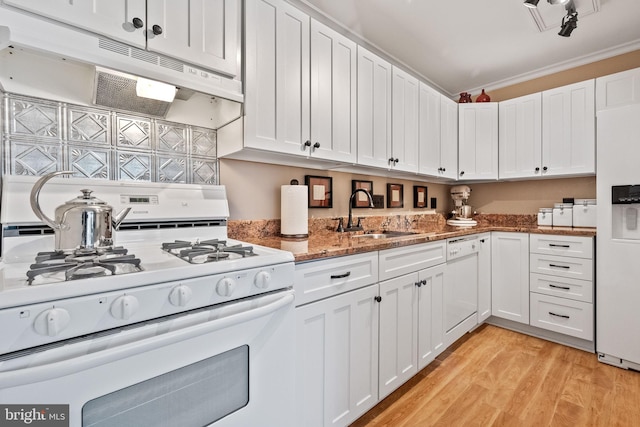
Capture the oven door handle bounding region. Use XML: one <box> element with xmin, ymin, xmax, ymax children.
<box><xmin>0</xmin><ymin>290</ymin><xmax>294</xmax><ymax>388</ymax></box>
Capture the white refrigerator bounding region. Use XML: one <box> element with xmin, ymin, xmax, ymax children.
<box><xmin>596</xmin><ymin>103</ymin><xmax>640</xmax><ymax>370</ymax></box>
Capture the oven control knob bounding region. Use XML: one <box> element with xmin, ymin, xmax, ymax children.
<box><xmin>33</xmin><ymin>307</ymin><xmax>70</xmax><ymax>337</ymax></box>
<box><xmin>110</xmin><ymin>295</ymin><xmax>139</xmax><ymax>320</ymax></box>
<box><xmin>216</xmin><ymin>277</ymin><xmax>236</xmax><ymax>297</ymax></box>
<box><xmin>254</xmin><ymin>271</ymin><xmax>272</xmax><ymax>289</ymax></box>
<box><xmin>169</xmin><ymin>285</ymin><xmax>193</xmax><ymax>307</ymax></box>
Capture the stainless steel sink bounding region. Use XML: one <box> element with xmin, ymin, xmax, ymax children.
<box><xmin>351</xmin><ymin>230</ymin><xmax>420</xmax><ymax>239</ymax></box>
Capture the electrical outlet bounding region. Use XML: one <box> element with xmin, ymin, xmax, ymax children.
<box><xmin>430</xmin><ymin>197</ymin><xmax>437</xmax><ymax>209</ymax></box>
<box><xmin>372</xmin><ymin>194</ymin><xmax>384</xmax><ymax>209</ymax></box>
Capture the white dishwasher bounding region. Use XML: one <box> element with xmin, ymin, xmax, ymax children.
<box><xmin>444</xmin><ymin>235</ymin><xmax>479</xmax><ymax>346</ymax></box>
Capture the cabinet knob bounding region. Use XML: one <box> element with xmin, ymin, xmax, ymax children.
<box><xmin>394</xmin><ymin>158</ymin><xmax>399</xmax><ymax>165</ymax></box>
<box><xmin>460</xmin><ymin>171</ymin><xmax>465</xmax><ymax>176</ymax></box>
<box><xmin>543</xmin><ymin>166</ymin><xmax>548</xmax><ymax>171</ymax></box>
<box><xmin>313</xmin><ymin>142</ymin><xmax>320</xmax><ymax>149</ymax></box>
<box><xmin>152</xmin><ymin>24</ymin><xmax>163</xmax><ymax>35</ymax></box>
<box><xmin>535</xmin><ymin>167</ymin><xmax>540</xmax><ymax>172</ymax></box>
<box><xmin>374</xmin><ymin>296</ymin><xmax>382</xmax><ymax>303</ymax></box>
<box><xmin>442</xmin><ymin>167</ymin><xmax>446</xmax><ymax>172</ymax></box>
<box><xmin>132</xmin><ymin>17</ymin><xmax>144</xmax><ymax>29</ymax></box>
<box><xmin>415</xmin><ymin>281</ymin><xmax>422</xmax><ymax>287</ymax></box>
<box><xmin>388</xmin><ymin>157</ymin><xmax>395</xmax><ymax>165</ymax></box>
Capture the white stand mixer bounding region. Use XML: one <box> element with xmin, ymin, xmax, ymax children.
<box><xmin>447</xmin><ymin>185</ymin><xmax>477</xmax><ymax>227</ymax></box>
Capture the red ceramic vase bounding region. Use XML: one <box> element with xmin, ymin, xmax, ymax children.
<box><xmin>476</xmin><ymin>89</ymin><xmax>490</xmax><ymax>102</ymax></box>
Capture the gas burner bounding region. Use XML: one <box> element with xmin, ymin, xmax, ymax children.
<box><xmin>162</xmin><ymin>239</ymin><xmax>257</xmax><ymax>264</ymax></box>
<box><xmin>26</xmin><ymin>247</ymin><xmax>142</xmax><ymax>285</ymax></box>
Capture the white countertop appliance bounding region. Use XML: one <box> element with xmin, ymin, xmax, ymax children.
<box><xmin>0</xmin><ymin>175</ymin><xmax>296</xmax><ymax>427</ymax></box>
<box><xmin>596</xmin><ymin>103</ymin><xmax>640</xmax><ymax>371</ymax></box>
<box><xmin>447</xmin><ymin>185</ymin><xmax>477</xmax><ymax>227</ymax></box>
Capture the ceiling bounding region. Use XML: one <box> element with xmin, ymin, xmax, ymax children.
<box><xmin>293</xmin><ymin>0</ymin><xmax>640</xmax><ymax>97</ymax></box>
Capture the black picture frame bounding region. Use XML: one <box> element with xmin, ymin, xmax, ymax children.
<box><xmin>351</xmin><ymin>180</ymin><xmax>374</xmax><ymax>208</ymax></box>
<box><xmin>413</xmin><ymin>185</ymin><xmax>428</xmax><ymax>208</ymax></box>
<box><xmin>305</xmin><ymin>175</ymin><xmax>333</xmax><ymax>208</ymax></box>
<box><xmin>386</xmin><ymin>183</ymin><xmax>404</xmax><ymax>208</ymax></box>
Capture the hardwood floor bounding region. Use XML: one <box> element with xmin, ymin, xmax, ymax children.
<box><xmin>351</xmin><ymin>324</ymin><xmax>640</xmax><ymax>427</ymax></box>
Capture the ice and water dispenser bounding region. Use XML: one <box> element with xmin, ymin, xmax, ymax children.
<box><xmin>612</xmin><ymin>185</ymin><xmax>640</xmax><ymax>239</ymax></box>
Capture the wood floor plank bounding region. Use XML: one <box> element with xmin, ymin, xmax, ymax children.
<box><xmin>351</xmin><ymin>324</ymin><xmax>640</xmax><ymax>427</ymax></box>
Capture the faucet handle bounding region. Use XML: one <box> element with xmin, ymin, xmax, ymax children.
<box><xmin>336</xmin><ymin>217</ymin><xmax>344</xmax><ymax>232</ymax></box>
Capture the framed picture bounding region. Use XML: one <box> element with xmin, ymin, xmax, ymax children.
<box><xmin>386</xmin><ymin>183</ymin><xmax>404</xmax><ymax>208</ymax></box>
<box><xmin>413</xmin><ymin>185</ymin><xmax>428</xmax><ymax>208</ymax></box>
<box><xmin>305</xmin><ymin>175</ymin><xmax>333</xmax><ymax>208</ymax></box>
<box><xmin>351</xmin><ymin>180</ymin><xmax>373</xmax><ymax>208</ymax></box>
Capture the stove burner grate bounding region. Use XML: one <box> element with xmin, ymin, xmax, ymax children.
<box><xmin>26</xmin><ymin>247</ymin><xmax>142</xmax><ymax>285</ymax></box>
<box><xmin>162</xmin><ymin>239</ymin><xmax>256</xmax><ymax>263</ymax></box>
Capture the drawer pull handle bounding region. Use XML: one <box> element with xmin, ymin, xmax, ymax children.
<box><xmin>549</xmin><ymin>284</ymin><xmax>571</xmax><ymax>290</ymax></box>
<box><xmin>549</xmin><ymin>264</ymin><xmax>570</xmax><ymax>269</ymax></box>
<box><xmin>549</xmin><ymin>244</ymin><xmax>570</xmax><ymax>248</ymax></box>
<box><xmin>330</xmin><ymin>272</ymin><xmax>351</xmax><ymax>279</ymax></box>
<box><xmin>549</xmin><ymin>311</ymin><xmax>570</xmax><ymax>319</ymax></box>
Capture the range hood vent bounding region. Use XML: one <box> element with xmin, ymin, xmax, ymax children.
<box><xmin>94</xmin><ymin>68</ymin><xmax>172</xmax><ymax>117</ymax></box>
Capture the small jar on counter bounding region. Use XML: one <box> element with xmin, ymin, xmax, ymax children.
<box><xmin>573</xmin><ymin>199</ymin><xmax>597</xmax><ymax>228</ymax></box>
<box><xmin>538</xmin><ymin>208</ymin><xmax>553</xmax><ymax>226</ymax></box>
<box><xmin>553</xmin><ymin>203</ymin><xmax>573</xmax><ymax>227</ymax></box>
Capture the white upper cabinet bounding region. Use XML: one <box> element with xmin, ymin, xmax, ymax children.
<box><xmin>596</xmin><ymin>67</ymin><xmax>640</xmax><ymax>111</ymax></box>
<box><xmin>440</xmin><ymin>96</ymin><xmax>459</xmax><ymax>180</ymax></box>
<box><xmin>4</xmin><ymin>0</ymin><xmax>146</xmax><ymax>47</ymax></box>
<box><xmin>4</xmin><ymin>0</ymin><xmax>240</xmax><ymax>76</ymax></box>
<box><xmin>310</xmin><ymin>19</ymin><xmax>357</xmax><ymax>163</ymax></box>
<box><xmin>146</xmin><ymin>0</ymin><xmax>239</xmax><ymax>76</ymax></box>
<box><xmin>542</xmin><ymin>79</ymin><xmax>595</xmax><ymax>177</ymax></box>
<box><xmin>391</xmin><ymin>66</ymin><xmax>420</xmax><ymax>173</ymax></box>
<box><xmin>498</xmin><ymin>93</ymin><xmax>542</xmax><ymax>179</ymax></box>
<box><xmin>357</xmin><ymin>46</ymin><xmax>392</xmax><ymax>169</ymax></box>
<box><xmin>244</xmin><ymin>0</ymin><xmax>310</xmax><ymax>156</ymax></box>
<box><xmin>458</xmin><ymin>103</ymin><xmax>499</xmax><ymax>180</ymax></box>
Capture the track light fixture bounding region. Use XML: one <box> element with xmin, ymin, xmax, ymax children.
<box><xmin>523</xmin><ymin>0</ymin><xmax>578</xmax><ymax>37</ymax></box>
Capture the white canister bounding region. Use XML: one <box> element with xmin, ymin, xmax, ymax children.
<box><xmin>538</xmin><ymin>208</ymin><xmax>553</xmax><ymax>226</ymax></box>
<box><xmin>553</xmin><ymin>203</ymin><xmax>573</xmax><ymax>227</ymax></box>
<box><xmin>573</xmin><ymin>199</ymin><xmax>597</xmax><ymax>228</ymax></box>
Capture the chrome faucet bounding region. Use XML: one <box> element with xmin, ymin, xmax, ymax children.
<box><xmin>341</xmin><ymin>189</ymin><xmax>374</xmax><ymax>232</ymax></box>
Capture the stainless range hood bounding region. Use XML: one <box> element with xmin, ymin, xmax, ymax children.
<box><xmin>0</xmin><ymin>8</ymin><xmax>242</xmax><ymax>129</ymax></box>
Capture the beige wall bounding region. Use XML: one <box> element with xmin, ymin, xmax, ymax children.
<box><xmin>220</xmin><ymin>50</ymin><xmax>640</xmax><ymax>221</ymax></box>
<box><xmin>220</xmin><ymin>159</ymin><xmax>451</xmax><ymax>220</ymax></box>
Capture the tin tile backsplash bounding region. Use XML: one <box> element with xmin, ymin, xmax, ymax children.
<box><xmin>1</xmin><ymin>93</ymin><xmax>218</xmax><ymax>184</ymax></box>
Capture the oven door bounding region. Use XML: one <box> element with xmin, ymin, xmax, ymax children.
<box><xmin>0</xmin><ymin>289</ymin><xmax>295</xmax><ymax>427</ymax></box>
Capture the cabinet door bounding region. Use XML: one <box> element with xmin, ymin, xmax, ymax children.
<box><xmin>391</xmin><ymin>66</ymin><xmax>420</xmax><ymax>173</ymax></box>
<box><xmin>296</xmin><ymin>284</ymin><xmax>379</xmax><ymax>427</ymax></box>
<box><xmin>596</xmin><ymin>67</ymin><xmax>640</xmax><ymax>111</ymax></box>
<box><xmin>4</xmin><ymin>0</ymin><xmax>146</xmax><ymax>47</ymax></box>
<box><xmin>440</xmin><ymin>96</ymin><xmax>459</xmax><ymax>180</ymax></box>
<box><xmin>417</xmin><ymin>264</ymin><xmax>445</xmax><ymax>370</ymax></box>
<box><xmin>477</xmin><ymin>233</ymin><xmax>492</xmax><ymax>323</ymax></box>
<box><xmin>458</xmin><ymin>103</ymin><xmax>498</xmax><ymax>180</ymax></box>
<box><xmin>542</xmin><ymin>79</ymin><xmax>595</xmax><ymax>177</ymax></box>
<box><xmin>147</xmin><ymin>0</ymin><xmax>239</xmax><ymax>76</ymax></box>
<box><xmin>310</xmin><ymin>19</ymin><xmax>357</xmax><ymax>163</ymax></box>
<box><xmin>498</xmin><ymin>93</ymin><xmax>542</xmax><ymax>179</ymax></box>
<box><xmin>357</xmin><ymin>46</ymin><xmax>392</xmax><ymax>169</ymax></box>
<box><xmin>378</xmin><ymin>272</ymin><xmax>418</xmax><ymax>399</ymax></box>
<box><xmin>418</xmin><ymin>82</ymin><xmax>442</xmax><ymax>176</ymax></box>
<box><xmin>491</xmin><ymin>232</ymin><xmax>529</xmax><ymax>324</ymax></box>
<box><xmin>244</xmin><ymin>0</ymin><xmax>310</xmax><ymax>156</ymax></box>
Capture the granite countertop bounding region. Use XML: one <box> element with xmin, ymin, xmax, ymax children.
<box><xmin>230</xmin><ymin>214</ymin><xmax>596</xmax><ymax>263</ymax></box>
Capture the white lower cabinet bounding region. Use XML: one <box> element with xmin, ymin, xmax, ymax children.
<box><xmin>529</xmin><ymin>234</ymin><xmax>594</xmax><ymax>341</ymax></box>
<box><xmin>491</xmin><ymin>232</ymin><xmax>530</xmax><ymax>324</ymax></box>
<box><xmin>296</xmin><ymin>283</ymin><xmax>379</xmax><ymax>427</ymax></box>
<box><xmin>417</xmin><ymin>264</ymin><xmax>445</xmax><ymax>370</ymax></box>
<box><xmin>477</xmin><ymin>233</ymin><xmax>492</xmax><ymax>323</ymax></box>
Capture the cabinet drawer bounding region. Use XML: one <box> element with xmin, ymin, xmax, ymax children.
<box><xmin>529</xmin><ymin>234</ymin><xmax>593</xmax><ymax>259</ymax></box>
<box><xmin>295</xmin><ymin>252</ymin><xmax>379</xmax><ymax>306</ymax></box>
<box><xmin>530</xmin><ymin>273</ymin><xmax>593</xmax><ymax>303</ymax></box>
<box><xmin>530</xmin><ymin>253</ymin><xmax>593</xmax><ymax>281</ymax></box>
<box><xmin>530</xmin><ymin>293</ymin><xmax>593</xmax><ymax>340</ymax></box>
<box><xmin>379</xmin><ymin>241</ymin><xmax>446</xmax><ymax>281</ymax></box>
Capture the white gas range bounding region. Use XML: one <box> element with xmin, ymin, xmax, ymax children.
<box><xmin>0</xmin><ymin>175</ymin><xmax>296</xmax><ymax>427</ymax></box>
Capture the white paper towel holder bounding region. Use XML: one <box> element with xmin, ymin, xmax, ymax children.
<box><xmin>281</xmin><ymin>179</ymin><xmax>309</xmax><ymax>239</ymax></box>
